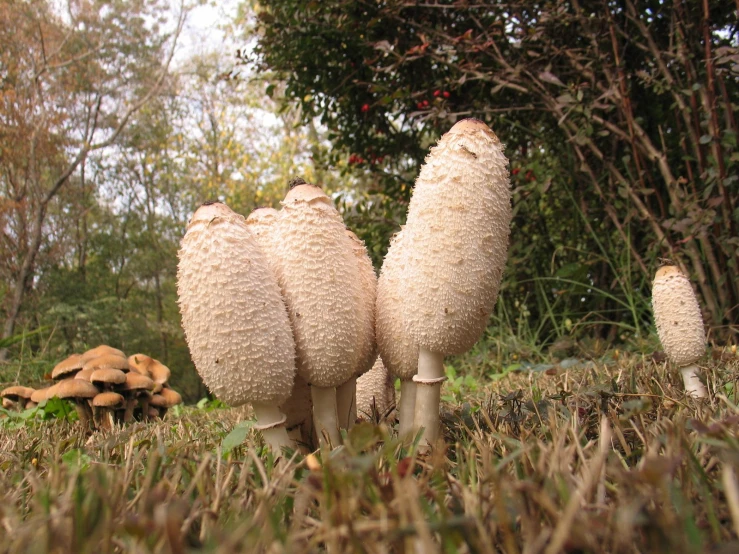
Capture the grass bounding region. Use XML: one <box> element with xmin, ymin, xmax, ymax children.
<box><xmin>1</xmin><ymin>349</ymin><xmax>739</xmax><ymax>553</ymax></box>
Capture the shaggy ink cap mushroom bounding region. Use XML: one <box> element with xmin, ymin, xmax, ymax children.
<box><xmin>272</xmin><ymin>184</ymin><xmax>364</xmax><ymax>446</ymax></box>
<box><xmin>356</xmin><ymin>357</ymin><xmax>395</xmax><ymax>421</ymax></box>
<box><xmin>399</xmin><ymin>118</ymin><xmax>512</xmax><ymax>446</ymax></box>
<box><xmin>177</xmin><ymin>201</ymin><xmax>297</xmax><ymax>452</ymax></box>
<box><xmin>375</xmin><ymin>229</ymin><xmax>419</xmax><ymax>437</ymax></box>
<box><xmin>336</xmin><ymin>229</ymin><xmax>378</xmax><ymax>430</ymax></box>
<box><xmin>51</xmin><ymin>354</ymin><xmax>85</xmax><ymax>380</ymax></box>
<box><xmin>652</xmin><ymin>265</ymin><xmax>708</xmax><ymax>398</ymax></box>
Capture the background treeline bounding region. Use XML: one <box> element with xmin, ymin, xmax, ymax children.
<box><xmin>1</xmin><ymin>0</ymin><xmax>737</xmax><ymax>402</ymax></box>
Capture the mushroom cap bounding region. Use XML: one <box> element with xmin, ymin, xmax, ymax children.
<box><xmin>42</xmin><ymin>383</ymin><xmax>60</xmax><ymax>400</ymax></box>
<box><xmin>270</xmin><ymin>186</ymin><xmax>364</xmax><ymax>387</ymax></box>
<box><xmin>90</xmin><ymin>368</ymin><xmax>127</xmax><ymax>387</ymax></box>
<box><xmin>177</xmin><ymin>202</ymin><xmax>296</xmax><ymax>406</ymax></box>
<box><xmin>152</xmin><ymin>382</ymin><xmax>163</xmax><ymax>394</ymax></box>
<box><xmin>80</xmin><ymin>345</ymin><xmax>125</xmax><ymax>362</ymax></box>
<box><xmin>147</xmin><ymin>361</ymin><xmax>171</xmax><ymax>385</ymax></box>
<box><xmin>1</xmin><ymin>386</ymin><xmax>35</xmax><ymax>402</ymax></box>
<box><xmin>356</xmin><ymin>357</ymin><xmax>395</xmax><ymax>418</ymax></box>
<box><xmin>121</xmin><ymin>372</ymin><xmax>155</xmax><ymax>392</ymax></box>
<box><xmin>376</xmin><ymin>230</ymin><xmax>419</xmax><ymax>380</ymax></box>
<box><xmin>74</xmin><ymin>368</ymin><xmax>95</xmax><ymax>381</ymax></box>
<box><xmin>93</xmin><ymin>392</ymin><xmax>124</xmax><ymax>408</ymax></box>
<box><xmin>83</xmin><ymin>354</ymin><xmax>129</xmax><ymax>372</ymax></box>
<box><xmin>160</xmin><ymin>387</ymin><xmax>182</xmax><ymax>406</ymax></box>
<box><xmin>51</xmin><ymin>354</ymin><xmax>85</xmax><ymax>380</ymax></box>
<box><xmin>127</xmin><ymin>353</ymin><xmax>154</xmax><ymax>376</ymax></box>
<box><xmin>55</xmin><ymin>379</ymin><xmax>99</xmax><ymax>400</ymax></box>
<box><xmin>345</xmin><ymin>229</ymin><xmax>378</xmax><ymax>377</ymax></box>
<box><xmin>652</xmin><ymin>266</ymin><xmax>706</xmax><ymax>367</ymax></box>
<box><xmin>2</xmin><ymin>398</ymin><xmax>15</xmax><ymax>409</ymax></box>
<box><xmin>397</xmin><ymin>119</ymin><xmax>511</xmax><ymax>355</ymax></box>
<box><xmin>30</xmin><ymin>388</ymin><xmax>49</xmax><ymax>404</ymax></box>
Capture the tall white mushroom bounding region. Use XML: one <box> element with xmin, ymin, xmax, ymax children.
<box><xmin>177</xmin><ymin>202</ymin><xmax>298</xmax><ymax>452</ymax></box>
<box><xmin>270</xmin><ymin>184</ymin><xmax>364</xmax><ymax>447</ymax></box>
<box><xmin>246</xmin><ymin>206</ymin><xmax>314</xmax><ymax>447</ymax></box>
<box><xmin>356</xmin><ymin>357</ymin><xmax>395</xmax><ymax>421</ymax></box>
<box><xmin>336</xmin><ymin>229</ymin><xmax>377</xmax><ymax>430</ymax></box>
<box><xmin>651</xmin><ymin>265</ymin><xmax>708</xmax><ymax>398</ymax></box>
<box><xmin>376</xmin><ymin>229</ymin><xmax>419</xmax><ymax>438</ymax></box>
<box><xmin>399</xmin><ymin>119</ymin><xmax>512</xmax><ymax>447</ymax></box>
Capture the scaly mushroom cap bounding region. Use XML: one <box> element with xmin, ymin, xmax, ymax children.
<box><xmin>1</xmin><ymin>386</ymin><xmax>35</xmax><ymax>403</ymax></box>
<box><xmin>90</xmin><ymin>368</ymin><xmax>127</xmax><ymax>387</ymax></box>
<box><xmin>80</xmin><ymin>345</ymin><xmax>125</xmax><ymax>362</ymax></box>
<box><xmin>51</xmin><ymin>354</ymin><xmax>85</xmax><ymax>380</ymax></box>
<box><xmin>177</xmin><ymin>202</ymin><xmax>296</xmax><ymax>406</ymax></box>
<box><xmin>271</xmin><ymin>184</ymin><xmax>363</xmax><ymax>387</ymax></box>
<box><xmin>346</xmin><ymin>230</ymin><xmax>378</xmax><ymax>377</ymax></box>
<box><xmin>245</xmin><ymin>207</ymin><xmax>282</xmax><ymax>283</ymax></box>
<box><xmin>356</xmin><ymin>357</ymin><xmax>395</xmax><ymax>418</ymax></box>
<box><xmin>652</xmin><ymin>265</ymin><xmax>706</xmax><ymax>367</ymax></box>
<box><xmin>83</xmin><ymin>354</ymin><xmax>129</xmax><ymax>373</ymax></box>
<box><xmin>376</xmin><ymin>230</ymin><xmax>419</xmax><ymax>380</ymax></box>
<box><xmin>93</xmin><ymin>392</ymin><xmax>124</xmax><ymax>408</ymax></box>
<box><xmin>280</xmin><ymin>374</ymin><xmax>312</xmax><ymax>429</ymax></box>
<box><xmin>398</xmin><ymin>118</ymin><xmax>511</xmax><ymax>355</ymax></box>
<box><xmin>55</xmin><ymin>379</ymin><xmax>99</xmax><ymax>400</ymax></box>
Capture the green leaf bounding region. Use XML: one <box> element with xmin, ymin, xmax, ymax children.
<box><xmin>221</xmin><ymin>421</ymin><xmax>254</xmax><ymax>454</ymax></box>
<box><xmin>62</xmin><ymin>449</ymin><xmax>91</xmax><ymax>470</ymax></box>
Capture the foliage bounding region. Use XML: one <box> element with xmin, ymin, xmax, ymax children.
<box><xmin>1</xmin><ymin>352</ymin><xmax>739</xmax><ymax>552</ymax></box>
<box><xmin>253</xmin><ymin>0</ymin><xmax>739</xmax><ymax>337</ymax></box>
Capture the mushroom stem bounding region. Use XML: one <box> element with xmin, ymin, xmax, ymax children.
<box><xmin>123</xmin><ymin>398</ymin><xmax>136</xmax><ymax>423</ymax></box>
<box><xmin>75</xmin><ymin>401</ymin><xmax>94</xmax><ymax>430</ymax></box>
<box><xmin>336</xmin><ymin>378</ymin><xmax>357</xmax><ymax>431</ymax></box>
<box><xmin>680</xmin><ymin>364</ymin><xmax>708</xmax><ymax>398</ymax></box>
<box><xmin>398</xmin><ymin>380</ymin><xmax>417</xmax><ymax>439</ymax></box>
<box><xmin>413</xmin><ymin>348</ymin><xmax>445</xmax><ymax>448</ymax></box>
<box><xmin>253</xmin><ymin>402</ymin><xmax>295</xmax><ymax>454</ymax></box>
<box><xmin>139</xmin><ymin>396</ymin><xmax>150</xmax><ymax>421</ymax></box>
<box><xmin>311</xmin><ymin>386</ymin><xmax>342</xmax><ymax>447</ymax></box>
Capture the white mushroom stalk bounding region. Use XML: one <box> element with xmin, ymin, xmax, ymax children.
<box><xmin>651</xmin><ymin>265</ymin><xmax>708</xmax><ymax>398</ymax></box>
<box><xmin>271</xmin><ymin>184</ymin><xmax>364</xmax><ymax>447</ymax></box>
<box><xmin>376</xmin><ymin>229</ymin><xmax>419</xmax><ymax>439</ymax></box>
<box><xmin>177</xmin><ymin>202</ymin><xmax>298</xmax><ymax>453</ymax></box>
<box><xmin>400</xmin><ymin>119</ymin><xmax>512</xmax><ymax>448</ymax></box>
<box><xmin>336</xmin><ymin>230</ymin><xmax>377</xmax><ymax>431</ymax></box>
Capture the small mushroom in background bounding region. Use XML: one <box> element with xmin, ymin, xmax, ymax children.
<box><xmin>271</xmin><ymin>184</ymin><xmax>364</xmax><ymax>447</ymax></box>
<box><xmin>652</xmin><ymin>265</ymin><xmax>708</xmax><ymax>398</ymax></box>
<box><xmin>2</xmin><ymin>398</ymin><xmax>15</xmax><ymax>410</ymax></box>
<box><xmin>148</xmin><ymin>360</ymin><xmax>171</xmax><ymax>386</ymax></box>
<box><xmin>54</xmin><ymin>379</ymin><xmax>99</xmax><ymax>429</ymax></box>
<box><xmin>93</xmin><ymin>392</ymin><xmax>125</xmax><ymax>430</ymax></box>
<box><xmin>376</xmin><ymin>229</ymin><xmax>420</xmax><ymax>438</ymax></box>
<box><xmin>395</xmin><ymin>119</ymin><xmax>512</xmax><ymax>448</ymax></box>
<box><xmin>128</xmin><ymin>353</ymin><xmax>154</xmax><ymax>376</ymax></box>
<box><xmin>149</xmin><ymin>387</ymin><xmax>183</xmax><ymax>418</ymax></box>
<box><xmin>1</xmin><ymin>386</ymin><xmax>36</xmax><ymax>410</ymax></box>
<box><xmin>51</xmin><ymin>354</ymin><xmax>85</xmax><ymax>380</ymax></box>
<box><xmin>177</xmin><ymin>202</ymin><xmax>298</xmax><ymax>453</ymax></box>
<box><xmin>356</xmin><ymin>357</ymin><xmax>395</xmax><ymax>422</ymax></box>
<box><xmin>336</xmin><ymin>229</ymin><xmax>378</xmax><ymax>431</ymax></box>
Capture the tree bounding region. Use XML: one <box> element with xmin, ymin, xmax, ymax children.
<box><xmin>253</xmin><ymin>0</ymin><xmax>739</xmax><ymax>335</ymax></box>
<box><xmin>0</xmin><ymin>0</ymin><xmax>185</xmax><ymax>354</ymax></box>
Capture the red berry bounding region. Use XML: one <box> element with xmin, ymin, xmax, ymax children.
<box><xmin>511</xmin><ymin>168</ymin><xmax>520</xmax><ymax>175</ymax></box>
<box><xmin>422</xmin><ymin>100</ymin><xmax>429</xmax><ymax>107</ymax></box>
<box><xmin>433</xmin><ymin>90</ymin><xmax>441</xmax><ymax>97</ymax></box>
<box><xmin>442</xmin><ymin>90</ymin><xmax>450</xmax><ymax>98</ymax></box>
<box><xmin>361</xmin><ymin>103</ymin><xmax>370</xmax><ymax>112</ymax></box>
<box><xmin>417</xmin><ymin>102</ymin><xmax>424</xmax><ymax>109</ymax></box>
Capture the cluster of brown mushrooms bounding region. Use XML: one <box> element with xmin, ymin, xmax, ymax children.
<box><xmin>1</xmin><ymin>345</ymin><xmax>182</xmax><ymax>430</ymax></box>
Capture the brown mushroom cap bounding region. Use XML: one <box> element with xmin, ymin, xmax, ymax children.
<box><xmin>2</xmin><ymin>398</ymin><xmax>14</xmax><ymax>410</ymax></box>
<box><xmin>80</xmin><ymin>345</ymin><xmax>126</xmax><ymax>362</ymax></box>
<box><xmin>177</xmin><ymin>202</ymin><xmax>296</xmax><ymax>406</ymax></box>
<box><xmin>395</xmin><ymin>119</ymin><xmax>511</xmax><ymax>355</ymax></box>
<box><xmin>652</xmin><ymin>265</ymin><xmax>706</xmax><ymax>367</ymax></box>
<box><xmin>1</xmin><ymin>386</ymin><xmax>36</xmax><ymax>402</ymax></box>
<box><xmin>152</xmin><ymin>382</ymin><xmax>163</xmax><ymax>394</ymax></box>
<box><xmin>51</xmin><ymin>354</ymin><xmax>85</xmax><ymax>380</ymax></box>
<box><xmin>159</xmin><ymin>387</ymin><xmax>182</xmax><ymax>406</ymax></box>
<box><xmin>84</xmin><ymin>354</ymin><xmax>129</xmax><ymax>372</ymax></box>
<box><xmin>127</xmin><ymin>353</ymin><xmax>154</xmax><ymax>376</ymax></box>
<box><xmin>90</xmin><ymin>368</ymin><xmax>127</xmax><ymax>387</ymax></box>
<box><xmin>147</xmin><ymin>361</ymin><xmax>171</xmax><ymax>386</ymax></box>
<box><xmin>30</xmin><ymin>388</ymin><xmax>50</xmax><ymax>404</ymax></box>
<box><xmin>121</xmin><ymin>372</ymin><xmax>154</xmax><ymax>392</ymax></box>
<box><xmin>74</xmin><ymin>368</ymin><xmax>95</xmax><ymax>382</ymax></box>
<box><xmin>55</xmin><ymin>379</ymin><xmax>99</xmax><ymax>400</ymax></box>
<box><xmin>93</xmin><ymin>391</ymin><xmax>125</xmax><ymax>408</ymax></box>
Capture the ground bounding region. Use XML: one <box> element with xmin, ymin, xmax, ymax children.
<box><xmin>1</xmin><ymin>350</ymin><xmax>738</xmax><ymax>553</ymax></box>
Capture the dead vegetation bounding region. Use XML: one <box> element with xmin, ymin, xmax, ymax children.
<box><xmin>1</xmin><ymin>351</ymin><xmax>738</xmax><ymax>553</ymax></box>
